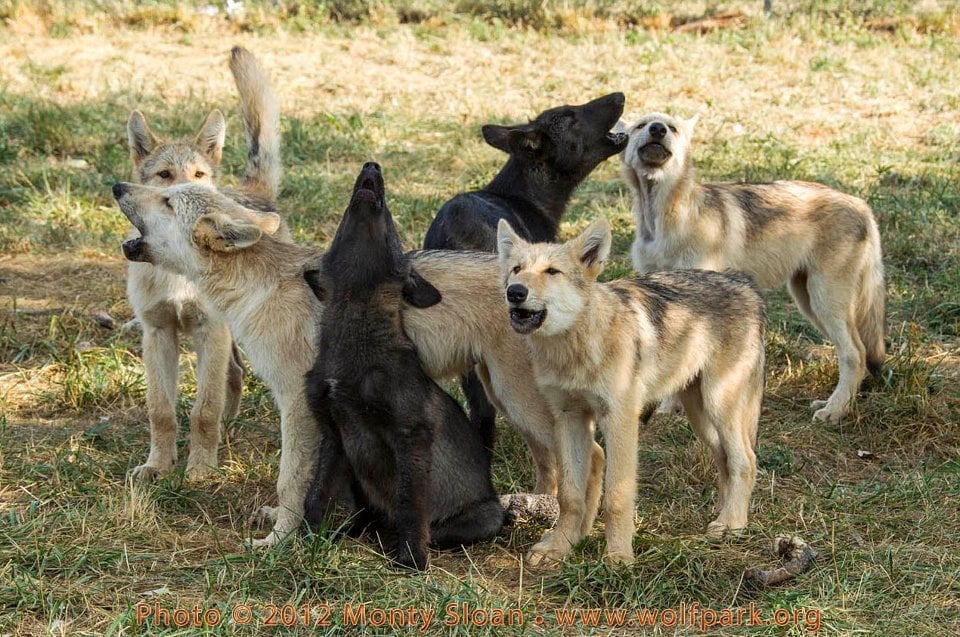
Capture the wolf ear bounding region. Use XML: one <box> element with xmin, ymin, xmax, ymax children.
<box><xmin>482</xmin><ymin>125</ymin><xmax>512</xmax><ymax>154</ymax></box>
<box><xmin>496</xmin><ymin>219</ymin><xmax>522</xmax><ymax>264</ymax></box>
<box><xmin>252</xmin><ymin>211</ymin><xmax>282</xmax><ymax>235</ymax></box>
<box><xmin>127</xmin><ymin>111</ymin><xmax>159</xmax><ymax>165</ymax></box>
<box><xmin>613</xmin><ymin>119</ymin><xmax>628</xmax><ymax>135</ymax></box>
<box><xmin>402</xmin><ymin>268</ymin><xmax>442</xmax><ymax>309</ymax></box>
<box><xmin>507</xmin><ymin>127</ymin><xmax>543</xmax><ymax>157</ymax></box>
<box><xmin>194</xmin><ymin>110</ymin><xmax>226</xmax><ymax>165</ymax></box>
<box><xmin>575</xmin><ymin>219</ymin><xmax>612</xmax><ymax>272</ymax></box>
<box><xmin>482</xmin><ymin>124</ymin><xmax>542</xmax><ymax>157</ymax></box>
<box><xmin>194</xmin><ymin>212</ymin><xmax>263</xmax><ymax>252</ymax></box>
<box><xmin>303</xmin><ymin>269</ymin><xmax>325</xmax><ymax>302</ymax></box>
<box><xmin>684</xmin><ymin>114</ymin><xmax>700</xmax><ymax>134</ymax></box>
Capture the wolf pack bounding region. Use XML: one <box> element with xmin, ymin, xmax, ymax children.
<box><xmin>111</xmin><ymin>48</ymin><xmax>885</xmax><ymax>569</ymax></box>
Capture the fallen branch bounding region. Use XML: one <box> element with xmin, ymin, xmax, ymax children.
<box><xmin>744</xmin><ymin>535</ymin><xmax>820</xmax><ymax>587</ymax></box>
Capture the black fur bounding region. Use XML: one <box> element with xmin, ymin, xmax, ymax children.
<box><xmin>422</xmin><ymin>92</ymin><xmax>627</xmax><ymax>448</ymax></box>
<box><xmin>303</xmin><ymin>163</ymin><xmax>503</xmax><ymax>570</ymax></box>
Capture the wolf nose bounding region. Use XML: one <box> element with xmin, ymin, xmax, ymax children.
<box><xmin>362</xmin><ymin>162</ymin><xmax>381</xmax><ymax>173</ymax></box>
<box><xmin>506</xmin><ymin>284</ymin><xmax>528</xmax><ymax>304</ymax></box>
<box><xmin>112</xmin><ymin>183</ymin><xmax>126</xmax><ymax>199</ymax></box>
<box><xmin>649</xmin><ymin>122</ymin><xmax>667</xmax><ymax>139</ymax></box>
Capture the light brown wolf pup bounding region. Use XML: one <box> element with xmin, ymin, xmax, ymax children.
<box><xmin>620</xmin><ymin>113</ymin><xmax>885</xmax><ymax>424</ymax></box>
<box><xmin>125</xmin><ymin>47</ymin><xmax>280</xmax><ymax>480</ymax></box>
<box><xmin>498</xmin><ymin>218</ymin><xmax>765</xmax><ymax>565</ymax></box>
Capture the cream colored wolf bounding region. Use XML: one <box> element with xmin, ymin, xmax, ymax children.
<box><xmin>498</xmin><ymin>218</ymin><xmax>765</xmax><ymax>565</ymax></box>
<box><xmin>620</xmin><ymin>113</ymin><xmax>885</xmax><ymax>424</ymax></box>
<box><xmin>111</xmin><ymin>182</ymin><xmax>578</xmax><ymax>548</ymax></box>
<box><xmin>125</xmin><ymin>47</ymin><xmax>280</xmax><ymax>481</ymax></box>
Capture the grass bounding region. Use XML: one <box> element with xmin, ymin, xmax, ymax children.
<box><xmin>1</xmin><ymin>1</ymin><xmax>959</xmax><ymax>635</ymax></box>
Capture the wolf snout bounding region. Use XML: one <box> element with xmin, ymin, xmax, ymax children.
<box><xmin>648</xmin><ymin>122</ymin><xmax>667</xmax><ymax>139</ymax></box>
<box><xmin>112</xmin><ymin>183</ymin><xmax>128</xmax><ymax>200</ymax></box>
<box><xmin>506</xmin><ymin>284</ymin><xmax>528</xmax><ymax>304</ymax></box>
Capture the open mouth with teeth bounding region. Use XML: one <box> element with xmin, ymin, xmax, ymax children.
<box><xmin>509</xmin><ymin>307</ymin><xmax>547</xmax><ymax>334</ymax></box>
<box><xmin>638</xmin><ymin>142</ymin><xmax>672</xmax><ymax>165</ymax></box>
<box><xmin>354</xmin><ymin>175</ymin><xmax>379</xmax><ymax>203</ymax></box>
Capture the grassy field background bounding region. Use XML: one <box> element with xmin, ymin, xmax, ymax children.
<box><xmin>1</xmin><ymin>1</ymin><xmax>958</xmax><ymax>634</ymax></box>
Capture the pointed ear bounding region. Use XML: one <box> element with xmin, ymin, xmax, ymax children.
<box><xmin>507</xmin><ymin>126</ymin><xmax>542</xmax><ymax>157</ymax></box>
<box><xmin>194</xmin><ymin>212</ymin><xmax>263</xmax><ymax>252</ymax></box>
<box><xmin>613</xmin><ymin>119</ymin><xmax>628</xmax><ymax>135</ymax></box>
<box><xmin>684</xmin><ymin>114</ymin><xmax>700</xmax><ymax>134</ymax></box>
<box><xmin>481</xmin><ymin>124</ymin><xmax>513</xmax><ymax>153</ymax></box>
<box><xmin>127</xmin><ymin>110</ymin><xmax>159</xmax><ymax>165</ymax></box>
<box><xmin>402</xmin><ymin>268</ymin><xmax>442</xmax><ymax>309</ymax></box>
<box><xmin>194</xmin><ymin>110</ymin><xmax>226</xmax><ymax>165</ymax></box>
<box><xmin>252</xmin><ymin>212</ymin><xmax>282</xmax><ymax>235</ymax></box>
<box><xmin>303</xmin><ymin>269</ymin><xmax>325</xmax><ymax>302</ymax></box>
<box><xmin>575</xmin><ymin>219</ymin><xmax>612</xmax><ymax>271</ymax></box>
<box><xmin>496</xmin><ymin>219</ymin><xmax>521</xmax><ymax>264</ymax></box>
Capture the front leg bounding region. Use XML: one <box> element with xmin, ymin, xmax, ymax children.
<box><xmin>527</xmin><ymin>394</ymin><xmax>593</xmax><ymax>566</ymax></box>
<box><xmin>597</xmin><ymin>403</ymin><xmax>641</xmax><ymax>565</ymax></box>
<box><xmin>303</xmin><ymin>407</ymin><xmax>357</xmax><ymax>529</ymax></box>
<box><xmin>250</xmin><ymin>398</ymin><xmax>319</xmax><ymax>549</ymax></box>
<box><xmin>389</xmin><ymin>421</ymin><xmax>433</xmax><ymax>570</ymax></box>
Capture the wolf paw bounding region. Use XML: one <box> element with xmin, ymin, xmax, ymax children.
<box><xmin>245</xmin><ymin>531</ymin><xmax>281</xmax><ymax>550</ymax></box>
<box><xmin>250</xmin><ymin>506</ymin><xmax>278</xmax><ymax>528</ymax></box>
<box><xmin>184</xmin><ymin>463</ymin><xmax>216</xmax><ymax>482</ymax></box>
<box><xmin>812</xmin><ymin>404</ymin><xmax>845</xmax><ymax>425</ymax></box>
<box><xmin>130</xmin><ymin>463</ymin><xmax>167</xmax><ymax>482</ymax></box>
<box><xmin>602</xmin><ymin>551</ymin><xmax>635</xmax><ymax>566</ymax></box>
<box><xmin>525</xmin><ymin>533</ymin><xmax>571</xmax><ymax>567</ymax></box>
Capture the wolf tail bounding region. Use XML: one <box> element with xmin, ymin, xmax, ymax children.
<box><xmin>856</xmin><ymin>229</ymin><xmax>886</xmax><ymax>380</ymax></box>
<box><xmin>229</xmin><ymin>46</ymin><xmax>281</xmax><ymax>201</ymax></box>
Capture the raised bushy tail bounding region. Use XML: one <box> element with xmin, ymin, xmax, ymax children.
<box><xmin>229</xmin><ymin>46</ymin><xmax>281</xmax><ymax>201</ymax></box>
<box><xmin>857</xmin><ymin>230</ymin><xmax>886</xmax><ymax>379</ymax></box>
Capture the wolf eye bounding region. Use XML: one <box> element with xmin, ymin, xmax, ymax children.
<box><xmin>194</xmin><ymin>171</ymin><xmax>206</xmax><ymax>179</ymax></box>
<box><xmin>157</xmin><ymin>170</ymin><xmax>172</xmax><ymax>180</ymax></box>
<box><xmin>163</xmin><ymin>197</ymin><xmax>171</xmax><ymax>208</ymax></box>
<box><xmin>545</xmin><ymin>267</ymin><xmax>561</xmax><ymax>275</ymax></box>
<box><xmin>512</xmin><ymin>265</ymin><xmax>521</xmax><ymax>274</ymax></box>
<box><xmin>667</xmin><ymin>125</ymin><xmax>678</xmax><ymax>133</ymax></box>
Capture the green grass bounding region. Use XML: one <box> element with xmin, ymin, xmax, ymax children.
<box><xmin>1</xmin><ymin>2</ymin><xmax>959</xmax><ymax>635</ymax></box>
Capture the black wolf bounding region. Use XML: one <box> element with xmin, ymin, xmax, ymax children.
<box><xmin>303</xmin><ymin>163</ymin><xmax>504</xmax><ymax>570</ymax></box>
<box><xmin>422</xmin><ymin>92</ymin><xmax>628</xmax><ymax>458</ymax></box>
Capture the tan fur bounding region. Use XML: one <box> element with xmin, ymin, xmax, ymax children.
<box><xmin>620</xmin><ymin>112</ymin><xmax>885</xmax><ymax>424</ymax></box>
<box><xmin>115</xmin><ymin>183</ymin><xmax>316</xmax><ymax>548</ymax></box>
<box><xmin>403</xmin><ymin>251</ymin><xmax>607</xmax><ymax>498</ymax></box>
<box><xmin>498</xmin><ymin>219</ymin><xmax>765</xmax><ymax>565</ymax></box>
<box><xmin>125</xmin><ymin>47</ymin><xmax>280</xmax><ymax>482</ymax></box>
<box><xmin>115</xmin><ymin>180</ymin><xmax>590</xmax><ymax>548</ymax></box>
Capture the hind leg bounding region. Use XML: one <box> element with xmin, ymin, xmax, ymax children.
<box><xmin>431</xmin><ymin>498</ymin><xmax>505</xmax><ymax>549</ymax></box>
<box><xmin>224</xmin><ymin>340</ymin><xmax>245</xmax><ymax>421</ymax></box>
<box><xmin>462</xmin><ymin>369</ymin><xmax>497</xmax><ymax>451</ymax></box>
<box><xmin>185</xmin><ymin>319</ymin><xmax>232</xmax><ymax>480</ymax></box>
<box><xmin>806</xmin><ymin>273</ymin><xmax>867</xmax><ymax>424</ymax></box>
<box><xmin>788</xmin><ymin>270</ymin><xmax>827</xmax><ymax>335</ymax></box>
<box><xmin>687</xmin><ymin>375</ymin><xmax>759</xmax><ymax>536</ymax></box>
<box><xmin>679</xmin><ymin>383</ymin><xmax>737</xmax><ymax>537</ymax></box>
<box><xmin>133</xmin><ymin>320</ymin><xmax>180</xmax><ymax>481</ymax></box>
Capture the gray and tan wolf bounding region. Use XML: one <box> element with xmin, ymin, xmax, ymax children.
<box><xmin>620</xmin><ymin>113</ymin><xmax>884</xmax><ymax>424</ymax></box>
<box><xmin>111</xmin><ymin>182</ymin><xmax>570</xmax><ymax>550</ymax></box>
<box><xmin>124</xmin><ymin>47</ymin><xmax>280</xmax><ymax>480</ymax></box>
<box><xmin>114</xmin><ymin>181</ymin><xmax>315</xmax><ymax>548</ymax></box>
<box><xmin>497</xmin><ymin>218</ymin><xmax>765</xmax><ymax>565</ymax></box>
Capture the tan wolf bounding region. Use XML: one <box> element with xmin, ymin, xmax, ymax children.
<box><xmin>620</xmin><ymin>112</ymin><xmax>885</xmax><ymax>424</ymax></box>
<box><xmin>497</xmin><ymin>218</ymin><xmax>765</xmax><ymax>565</ymax></box>
<box><xmin>124</xmin><ymin>46</ymin><xmax>280</xmax><ymax>481</ymax></box>
<box><xmin>111</xmin><ymin>182</ymin><xmax>581</xmax><ymax>549</ymax></box>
